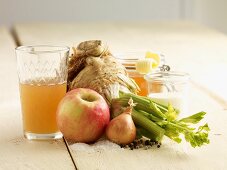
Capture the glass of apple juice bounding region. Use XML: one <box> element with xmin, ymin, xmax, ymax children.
<box><xmin>16</xmin><ymin>45</ymin><xmax>69</xmax><ymax>140</ymax></box>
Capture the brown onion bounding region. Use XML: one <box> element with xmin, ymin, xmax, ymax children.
<box><xmin>106</xmin><ymin>99</ymin><xmax>136</xmax><ymax>145</ymax></box>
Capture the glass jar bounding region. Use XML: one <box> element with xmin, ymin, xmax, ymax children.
<box><xmin>114</xmin><ymin>51</ymin><xmax>165</xmax><ymax>96</ymax></box>
<box><xmin>16</xmin><ymin>45</ymin><xmax>69</xmax><ymax>140</ymax></box>
<box><xmin>144</xmin><ymin>71</ymin><xmax>190</xmax><ymax>116</ymax></box>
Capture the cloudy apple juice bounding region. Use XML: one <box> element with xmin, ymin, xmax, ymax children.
<box><xmin>19</xmin><ymin>82</ymin><xmax>67</xmax><ymax>135</ymax></box>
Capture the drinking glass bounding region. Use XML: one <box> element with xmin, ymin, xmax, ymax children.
<box><xmin>16</xmin><ymin>45</ymin><xmax>69</xmax><ymax>140</ymax></box>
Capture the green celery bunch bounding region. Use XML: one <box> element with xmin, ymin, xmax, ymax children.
<box><xmin>111</xmin><ymin>92</ymin><xmax>210</xmax><ymax>148</ymax></box>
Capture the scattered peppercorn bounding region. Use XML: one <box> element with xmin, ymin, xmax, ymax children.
<box><xmin>139</xmin><ymin>139</ymin><xmax>143</xmax><ymax>144</ymax></box>
<box><xmin>120</xmin><ymin>144</ymin><xmax>124</xmax><ymax>148</ymax></box>
<box><xmin>121</xmin><ymin>138</ymin><xmax>161</xmax><ymax>149</ymax></box>
<box><xmin>149</xmin><ymin>139</ymin><xmax>154</xmax><ymax>142</ymax></box>
<box><xmin>145</xmin><ymin>140</ymin><xmax>150</xmax><ymax>145</ymax></box>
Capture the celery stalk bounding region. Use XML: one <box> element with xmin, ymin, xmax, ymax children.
<box><xmin>132</xmin><ymin>109</ymin><xmax>165</xmax><ymax>142</ymax></box>
<box><xmin>136</xmin><ymin>126</ymin><xmax>160</xmax><ymax>141</ymax></box>
<box><xmin>111</xmin><ymin>91</ymin><xmax>210</xmax><ymax>147</ymax></box>
<box><xmin>119</xmin><ymin>92</ymin><xmax>167</xmax><ymax>119</ymax></box>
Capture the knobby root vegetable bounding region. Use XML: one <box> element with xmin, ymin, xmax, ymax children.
<box><xmin>68</xmin><ymin>40</ymin><xmax>139</xmax><ymax>105</ymax></box>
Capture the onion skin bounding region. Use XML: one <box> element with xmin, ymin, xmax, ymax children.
<box><xmin>106</xmin><ymin>108</ymin><xmax>136</xmax><ymax>145</ymax></box>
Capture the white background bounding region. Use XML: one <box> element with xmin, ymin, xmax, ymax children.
<box><xmin>0</xmin><ymin>0</ymin><xmax>227</xmax><ymax>34</ymax></box>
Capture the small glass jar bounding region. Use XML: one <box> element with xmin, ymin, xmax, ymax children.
<box><xmin>144</xmin><ymin>71</ymin><xmax>190</xmax><ymax>116</ymax></box>
<box><xmin>114</xmin><ymin>51</ymin><xmax>165</xmax><ymax>96</ymax></box>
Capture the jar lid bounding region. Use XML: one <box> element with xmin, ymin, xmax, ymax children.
<box><xmin>144</xmin><ymin>71</ymin><xmax>190</xmax><ymax>84</ymax></box>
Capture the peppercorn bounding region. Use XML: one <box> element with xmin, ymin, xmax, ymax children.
<box><xmin>145</xmin><ymin>140</ymin><xmax>150</xmax><ymax>145</ymax></box>
<box><xmin>149</xmin><ymin>139</ymin><xmax>154</xmax><ymax>142</ymax></box>
<box><xmin>129</xmin><ymin>143</ymin><xmax>134</xmax><ymax>148</ymax></box>
<box><xmin>139</xmin><ymin>139</ymin><xmax>143</xmax><ymax>144</ymax></box>
<box><xmin>120</xmin><ymin>144</ymin><xmax>125</xmax><ymax>148</ymax></box>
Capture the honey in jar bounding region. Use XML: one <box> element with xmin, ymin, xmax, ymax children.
<box><xmin>127</xmin><ymin>69</ymin><xmax>148</xmax><ymax>96</ymax></box>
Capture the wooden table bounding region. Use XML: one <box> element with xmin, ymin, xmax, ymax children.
<box><xmin>0</xmin><ymin>21</ymin><xmax>226</xmax><ymax>169</ymax></box>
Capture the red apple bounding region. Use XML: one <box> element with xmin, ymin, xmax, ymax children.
<box><xmin>56</xmin><ymin>88</ymin><xmax>110</xmax><ymax>143</ymax></box>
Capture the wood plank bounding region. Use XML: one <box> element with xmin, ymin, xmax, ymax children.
<box><xmin>0</xmin><ymin>27</ymin><xmax>75</xmax><ymax>170</ymax></box>
<box><xmin>13</xmin><ymin>22</ymin><xmax>227</xmax><ymax>169</ymax></box>
<box><xmin>13</xmin><ymin>21</ymin><xmax>227</xmax><ymax>106</ymax></box>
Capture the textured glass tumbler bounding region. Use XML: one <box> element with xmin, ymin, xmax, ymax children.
<box><xmin>16</xmin><ymin>45</ymin><xmax>69</xmax><ymax>140</ymax></box>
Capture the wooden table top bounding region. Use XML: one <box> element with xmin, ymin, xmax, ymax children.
<box><xmin>0</xmin><ymin>21</ymin><xmax>226</xmax><ymax>169</ymax></box>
